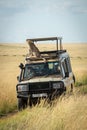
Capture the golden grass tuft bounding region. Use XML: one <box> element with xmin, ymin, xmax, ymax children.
<box><xmin>0</xmin><ymin>94</ymin><xmax>87</xmax><ymax>130</ymax></box>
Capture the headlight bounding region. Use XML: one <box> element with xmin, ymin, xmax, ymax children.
<box><xmin>53</xmin><ymin>82</ymin><xmax>64</xmax><ymax>89</ymax></box>
<box><xmin>17</xmin><ymin>84</ymin><xmax>29</xmax><ymax>92</ymax></box>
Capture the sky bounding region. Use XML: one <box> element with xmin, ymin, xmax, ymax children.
<box><xmin>0</xmin><ymin>0</ymin><xmax>87</xmax><ymax>43</ymax></box>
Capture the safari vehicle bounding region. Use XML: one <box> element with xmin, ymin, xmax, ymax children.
<box><xmin>16</xmin><ymin>37</ymin><xmax>75</xmax><ymax>110</ymax></box>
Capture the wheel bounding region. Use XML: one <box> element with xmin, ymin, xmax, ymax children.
<box><xmin>70</xmin><ymin>84</ymin><xmax>73</xmax><ymax>93</ymax></box>
<box><xmin>29</xmin><ymin>97</ymin><xmax>32</xmax><ymax>107</ymax></box>
<box><xmin>29</xmin><ymin>97</ymin><xmax>38</xmax><ymax>107</ymax></box>
<box><xmin>73</xmin><ymin>75</ymin><xmax>75</xmax><ymax>83</ymax></box>
<box><xmin>18</xmin><ymin>98</ymin><xmax>28</xmax><ymax>111</ymax></box>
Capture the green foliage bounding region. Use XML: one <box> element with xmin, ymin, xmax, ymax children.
<box><xmin>75</xmin><ymin>75</ymin><xmax>87</xmax><ymax>94</ymax></box>
<box><xmin>79</xmin><ymin>85</ymin><xmax>87</xmax><ymax>94</ymax></box>
<box><xmin>75</xmin><ymin>76</ymin><xmax>87</xmax><ymax>87</ymax></box>
<box><xmin>0</xmin><ymin>102</ymin><xmax>17</xmax><ymax>116</ymax></box>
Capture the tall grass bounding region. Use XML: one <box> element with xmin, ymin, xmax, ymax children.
<box><xmin>0</xmin><ymin>81</ymin><xmax>17</xmax><ymax>115</ymax></box>
<box><xmin>0</xmin><ymin>43</ymin><xmax>87</xmax><ymax>115</ymax></box>
<box><xmin>0</xmin><ymin>56</ymin><xmax>20</xmax><ymax>116</ymax></box>
<box><xmin>0</xmin><ymin>43</ymin><xmax>87</xmax><ymax>130</ymax></box>
<box><xmin>0</xmin><ymin>94</ymin><xmax>87</xmax><ymax>130</ymax></box>
<box><xmin>75</xmin><ymin>75</ymin><xmax>87</xmax><ymax>87</ymax></box>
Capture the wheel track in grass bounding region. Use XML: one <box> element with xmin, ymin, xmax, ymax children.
<box><xmin>0</xmin><ymin>110</ymin><xmax>18</xmax><ymax>120</ymax></box>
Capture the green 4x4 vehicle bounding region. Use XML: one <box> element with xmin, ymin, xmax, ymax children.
<box><xmin>16</xmin><ymin>37</ymin><xmax>75</xmax><ymax>110</ymax></box>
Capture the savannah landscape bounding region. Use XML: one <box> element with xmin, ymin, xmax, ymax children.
<box><xmin>0</xmin><ymin>43</ymin><xmax>87</xmax><ymax>130</ymax></box>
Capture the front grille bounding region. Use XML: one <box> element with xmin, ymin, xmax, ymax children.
<box><xmin>29</xmin><ymin>82</ymin><xmax>50</xmax><ymax>92</ymax></box>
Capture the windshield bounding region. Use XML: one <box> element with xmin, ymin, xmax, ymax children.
<box><xmin>23</xmin><ymin>61</ymin><xmax>61</xmax><ymax>80</ymax></box>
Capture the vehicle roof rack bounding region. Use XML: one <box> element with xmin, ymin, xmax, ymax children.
<box><xmin>25</xmin><ymin>50</ymin><xmax>67</xmax><ymax>62</ymax></box>
<box><xmin>26</xmin><ymin>37</ymin><xmax>66</xmax><ymax>61</ymax></box>
<box><xmin>40</xmin><ymin>50</ymin><xmax>66</xmax><ymax>55</ymax></box>
<box><xmin>26</xmin><ymin>37</ymin><xmax>62</xmax><ymax>42</ymax></box>
<box><xmin>25</xmin><ymin>56</ymin><xmax>57</xmax><ymax>61</ymax></box>
<box><xmin>26</xmin><ymin>37</ymin><xmax>63</xmax><ymax>52</ymax></box>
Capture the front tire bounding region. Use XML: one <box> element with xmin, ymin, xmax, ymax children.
<box><xmin>18</xmin><ymin>98</ymin><xmax>28</xmax><ymax>111</ymax></box>
<box><xmin>29</xmin><ymin>97</ymin><xmax>39</xmax><ymax>107</ymax></box>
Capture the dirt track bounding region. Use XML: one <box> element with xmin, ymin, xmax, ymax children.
<box><xmin>0</xmin><ymin>110</ymin><xmax>18</xmax><ymax>120</ymax></box>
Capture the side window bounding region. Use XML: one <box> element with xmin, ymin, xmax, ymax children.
<box><xmin>62</xmin><ymin>60</ymin><xmax>68</xmax><ymax>74</ymax></box>
<box><xmin>65</xmin><ymin>57</ymin><xmax>72</xmax><ymax>73</ymax></box>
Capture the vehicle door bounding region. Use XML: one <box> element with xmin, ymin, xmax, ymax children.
<box><xmin>61</xmin><ymin>58</ymin><xmax>72</xmax><ymax>91</ymax></box>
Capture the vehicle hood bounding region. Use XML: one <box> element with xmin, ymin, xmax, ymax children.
<box><xmin>18</xmin><ymin>76</ymin><xmax>62</xmax><ymax>84</ymax></box>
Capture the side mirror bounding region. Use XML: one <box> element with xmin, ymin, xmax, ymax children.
<box><xmin>19</xmin><ymin>63</ymin><xmax>24</xmax><ymax>69</ymax></box>
<box><xmin>17</xmin><ymin>76</ymin><xmax>19</xmax><ymax>81</ymax></box>
<box><xmin>65</xmin><ymin>72</ymin><xmax>69</xmax><ymax>77</ymax></box>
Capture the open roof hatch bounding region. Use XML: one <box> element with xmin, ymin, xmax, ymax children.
<box><xmin>26</xmin><ymin>37</ymin><xmax>63</xmax><ymax>52</ymax></box>
<box><xmin>26</xmin><ymin>37</ymin><xmax>66</xmax><ymax>61</ymax></box>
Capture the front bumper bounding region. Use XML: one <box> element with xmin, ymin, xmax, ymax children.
<box><xmin>17</xmin><ymin>92</ymin><xmax>29</xmax><ymax>98</ymax></box>
<box><xmin>17</xmin><ymin>81</ymin><xmax>66</xmax><ymax>99</ymax></box>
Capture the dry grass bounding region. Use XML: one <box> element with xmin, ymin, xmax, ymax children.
<box><xmin>0</xmin><ymin>43</ymin><xmax>87</xmax><ymax>113</ymax></box>
<box><xmin>0</xmin><ymin>94</ymin><xmax>87</xmax><ymax>130</ymax></box>
<box><xmin>0</xmin><ymin>43</ymin><xmax>87</xmax><ymax>129</ymax></box>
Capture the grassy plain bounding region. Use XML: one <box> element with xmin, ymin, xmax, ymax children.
<box><xmin>0</xmin><ymin>43</ymin><xmax>87</xmax><ymax>130</ymax></box>
<box><xmin>0</xmin><ymin>95</ymin><xmax>87</xmax><ymax>130</ymax></box>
